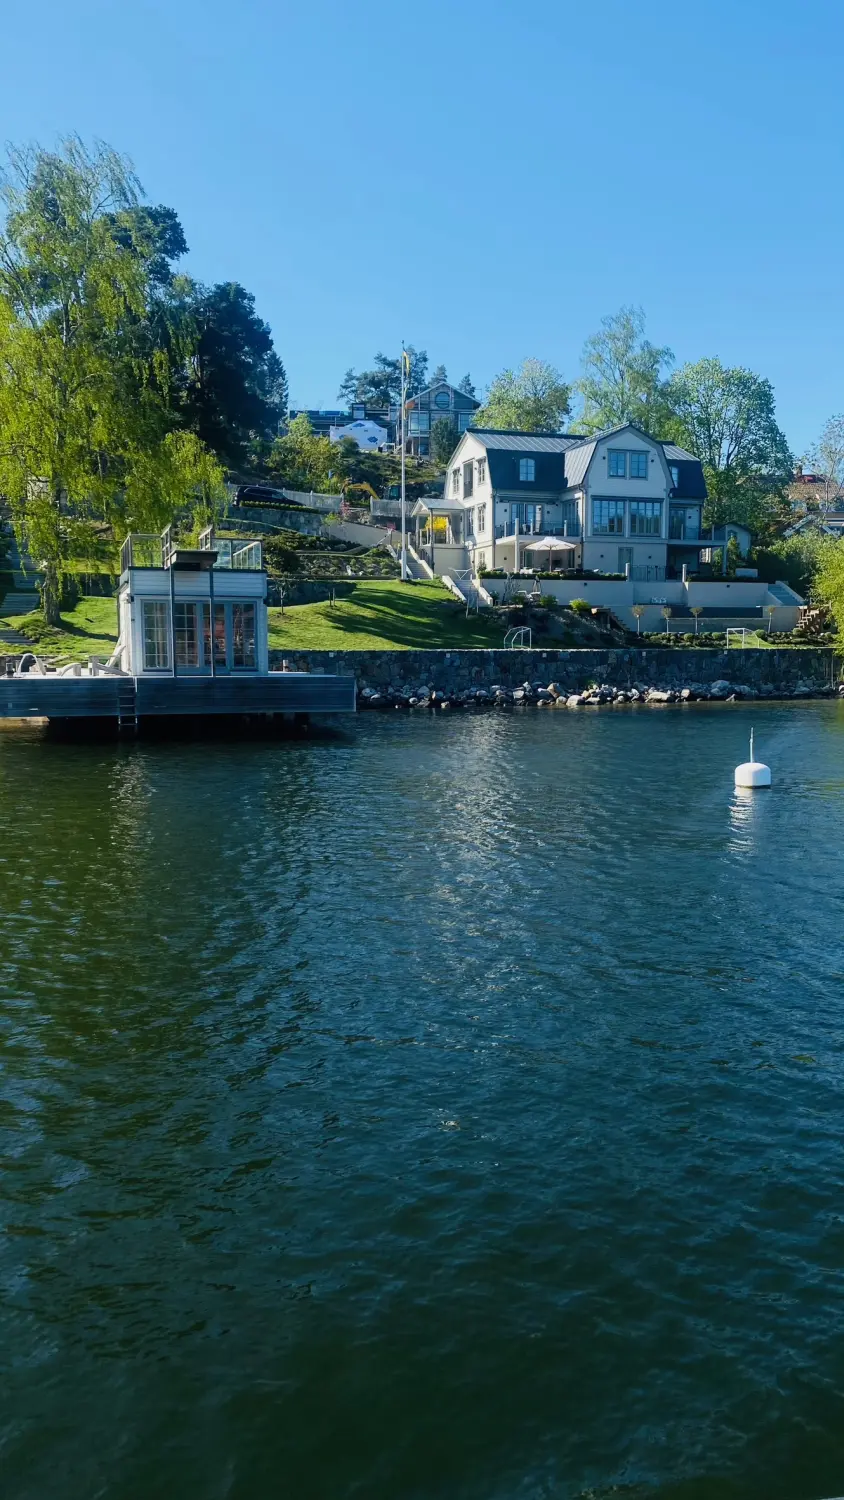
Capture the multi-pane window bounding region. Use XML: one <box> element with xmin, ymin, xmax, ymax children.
<box><xmin>451</xmin><ymin>467</ymin><xmax>460</xmax><ymax>495</ymax></box>
<box><xmin>174</xmin><ymin>601</ymin><xmax>202</xmax><ymax>668</ymax></box>
<box><xmin>476</xmin><ymin>503</ymin><xmax>487</xmax><ymax>534</ymax></box>
<box><xmin>629</xmin><ymin>451</ymin><xmax>649</xmax><ymax>478</ymax></box>
<box><xmin>560</xmin><ymin>500</ymin><xmax>579</xmax><ymax>532</ymax></box>
<box><xmin>232</xmin><ymin>603</ymin><xmax>257</xmax><ymax>669</ymax></box>
<box><xmin>629</xmin><ymin>500</ymin><xmax>662</xmax><ymax>535</ymax></box>
<box><xmin>463</xmin><ymin>460</ymin><xmax>474</xmax><ymax>498</ymax></box>
<box><xmin>519</xmin><ymin>457</ymin><xmax>536</xmax><ymax>482</ymax></box>
<box><xmin>142</xmin><ymin>600</ymin><xmax>170</xmax><ymax>671</ymax></box>
<box><xmin>592</xmin><ymin>499</ymin><xmax>625</xmax><ymax>535</ymax></box>
<box><xmin>608</xmin><ymin>450</ymin><xmax>626</xmax><ymax>477</ymax></box>
<box><xmin>477</xmin><ymin>457</ymin><xmax>486</xmax><ymax>483</ymax></box>
<box><xmin>511</xmin><ymin>502</ymin><xmax>537</xmax><ymax>529</ymax></box>
<box><xmin>457</xmin><ymin>412</ymin><xmax>472</xmax><ymax>432</ymax></box>
<box><xmin>408</xmin><ymin>411</ymin><xmax>430</xmax><ymax>434</ymax></box>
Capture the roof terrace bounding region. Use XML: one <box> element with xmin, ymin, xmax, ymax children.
<box><xmin>120</xmin><ymin>525</ymin><xmax>263</xmax><ymax>573</ymax></box>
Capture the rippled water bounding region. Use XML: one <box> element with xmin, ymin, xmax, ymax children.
<box><xmin>3</xmin><ymin>704</ymin><xmax>844</xmax><ymax>1500</ymax></box>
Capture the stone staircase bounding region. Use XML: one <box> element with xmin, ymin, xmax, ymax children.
<box><xmin>0</xmin><ymin>529</ymin><xmax>41</xmax><ymax>647</ymax></box>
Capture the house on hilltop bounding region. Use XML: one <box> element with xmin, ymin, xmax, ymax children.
<box><xmin>402</xmin><ymin>379</ymin><xmax>480</xmax><ymax>458</ymax></box>
<box><xmin>411</xmin><ymin>423</ymin><xmax>707</xmax><ymax>580</ymax></box>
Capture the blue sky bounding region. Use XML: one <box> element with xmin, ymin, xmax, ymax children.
<box><xmin>2</xmin><ymin>0</ymin><xmax>843</xmax><ymax>453</ymax></box>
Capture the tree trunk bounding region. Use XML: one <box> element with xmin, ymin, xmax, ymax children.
<box><xmin>40</xmin><ymin>565</ymin><xmax>62</xmax><ymax>626</ymax></box>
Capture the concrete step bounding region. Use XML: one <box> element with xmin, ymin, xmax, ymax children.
<box><xmin>1</xmin><ymin>592</ymin><xmax>40</xmax><ymax>616</ymax></box>
<box><xmin>0</xmin><ymin>627</ymin><xmax>32</xmax><ymax>647</ymax></box>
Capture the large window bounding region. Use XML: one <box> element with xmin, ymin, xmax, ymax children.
<box><xmin>629</xmin><ymin>450</ymin><xmax>649</xmax><ymax>479</ymax></box>
<box><xmin>511</xmin><ymin>502</ymin><xmax>537</xmax><ymax>528</ymax></box>
<box><xmin>408</xmin><ymin>411</ymin><xmax>430</xmax><ymax>435</ymax></box>
<box><xmin>629</xmin><ymin>500</ymin><xmax>662</xmax><ymax>535</ymax></box>
<box><xmin>457</xmin><ymin>412</ymin><xmax>472</xmax><ymax>432</ymax></box>
<box><xmin>142</xmin><ymin>600</ymin><xmax>170</xmax><ymax>671</ymax></box>
<box><xmin>519</xmin><ymin>457</ymin><xmax>536</xmax><ymax>482</ymax></box>
<box><xmin>232</xmin><ymin>603</ymin><xmax>257</xmax><ymax>669</ymax></box>
<box><xmin>608</xmin><ymin>449</ymin><xmax>626</xmax><ymax>478</ymax></box>
<box><xmin>174</xmin><ymin>601</ymin><xmax>202</xmax><ymax>668</ymax></box>
<box><xmin>592</xmin><ymin>499</ymin><xmax>625</xmax><ymax>535</ymax></box>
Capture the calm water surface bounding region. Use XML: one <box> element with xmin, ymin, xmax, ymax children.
<box><xmin>2</xmin><ymin>704</ymin><xmax>844</xmax><ymax>1500</ymax></box>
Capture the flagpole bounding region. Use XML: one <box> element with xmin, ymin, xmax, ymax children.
<box><xmin>400</xmin><ymin>344</ymin><xmax>407</xmax><ymax>582</ymax></box>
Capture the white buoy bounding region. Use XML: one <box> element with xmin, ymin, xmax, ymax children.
<box><xmin>734</xmin><ymin>728</ymin><xmax>772</xmax><ymax>788</ymax></box>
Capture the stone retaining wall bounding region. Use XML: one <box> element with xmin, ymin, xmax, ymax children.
<box><xmin>268</xmin><ymin>647</ymin><xmax>837</xmax><ymax>697</ymax></box>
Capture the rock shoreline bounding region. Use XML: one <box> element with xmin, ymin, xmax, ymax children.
<box><xmin>271</xmin><ymin>647</ymin><xmax>838</xmax><ymax>705</ymax></box>
<box><xmin>358</xmin><ymin>678</ymin><xmax>840</xmax><ymax>711</ymax></box>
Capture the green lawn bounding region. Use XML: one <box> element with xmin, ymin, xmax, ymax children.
<box><xmin>0</xmin><ymin>595</ymin><xmax>119</xmax><ymax>662</ymax></box>
<box><xmin>268</xmin><ymin>580</ymin><xmax>507</xmax><ymax>650</ymax></box>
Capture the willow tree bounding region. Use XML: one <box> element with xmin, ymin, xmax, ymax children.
<box><xmin>0</xmin><ymin>137</ymin><xmax>224</xmax><ymax>621</ymax></box>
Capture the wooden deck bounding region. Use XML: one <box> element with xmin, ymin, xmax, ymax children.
<box><xmin>0</xmin><ymin>672</ymin><xmax>356</xmax><ymax>722</ymax></box>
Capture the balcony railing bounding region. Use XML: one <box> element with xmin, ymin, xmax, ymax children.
<box><xmin>121</xmin><ymin>526</ymin><xmax>263</xmax><ymax>572</ymax></box>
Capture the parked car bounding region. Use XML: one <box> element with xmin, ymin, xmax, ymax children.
<box><xmin>234</xmin><ymin>484</ymin><xmax>290</xmax><ymax>507</ymax></box>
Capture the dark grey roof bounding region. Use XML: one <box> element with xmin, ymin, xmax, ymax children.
<box><xmin>662</xmin><ymin>443</ymin><xmax>700</xmax><ymax>462</ymax></box>
<box><xmin>561</xmin><ymin>439</ymin><xmax>597</xmax><ymax>488</ymax></box>
<box><xmin>465</xmin><ymin>425</ymin><xmax>708</xmax><ymax>500</ymax></box>
<box><xmin>468</xmin><ymin>429</ymin><xmax>583</xmax><ymax>453</ymax></box>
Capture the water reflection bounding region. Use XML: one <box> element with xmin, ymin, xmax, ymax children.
<box><xmin>3</xmin><ymin>706</ymin><xmax>844</xmax><ymax>1500</ymax></box>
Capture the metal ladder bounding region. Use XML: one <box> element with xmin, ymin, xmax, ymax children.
<box><xmin>117</xmin><ymin>678</ymin><xmax>137</xmax><ymax>733</ymax></box>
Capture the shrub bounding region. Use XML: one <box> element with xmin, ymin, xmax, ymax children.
<box><xmin>569</xmin><ymin>599</ymin><xmax>591</xmax><ymax>615</ymax></box>
<box><xmin>538</xmin><ymin>595</ymin><xmax>556</xmax><ymax>609</ymax></box>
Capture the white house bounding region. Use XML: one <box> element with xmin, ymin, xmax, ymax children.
<box><xmin>408</xmin><ymin>425</ymin><xmax>803</xmax><ymax>630</ymax></box>
<box><xmin>329</xmin><ymin>418</ymin><xmax>389</xmax><ymax>452</ymax></box>
<box><xmin>116</xmin><ymin>526</ymin><xmax>269</xmax><ymax>676</ymax></box>
<box><xmin>414</xmin><ymin>424</ymin><xmax>707</xmax><ymax>581</ymax></box>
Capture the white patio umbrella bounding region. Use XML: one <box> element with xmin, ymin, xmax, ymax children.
<box><xmin>523</xmin><ymin>536</ymin><xmax>578</xmax><ymax>571</ymax></box>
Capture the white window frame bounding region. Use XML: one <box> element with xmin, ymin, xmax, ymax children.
<box><xmin>142</xmin><ymin>599</ymin><xmax>171</xmax><ymax>672</ymax></box>
<box><xmin>629</xmin><ymin>500</ymin><xmax>662</xmax><ymax>536</ymax></box>
<box><xmin>592</xmin><ymin>499</ymin><xmax>625</xmax><ymax>535</ymax></box>
<box><xmin>451</xmin><ymin>468</ymin><xmax>460</xmax><ymax>496</ymax></box>
<box><xmin>477</xmin><ymin>457</ymin><xmax>486</xmax><ymax>483</ymax></box>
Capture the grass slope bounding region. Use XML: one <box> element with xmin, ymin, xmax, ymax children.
<box><xmin>268</xmin><ymin>580</ymin><xmax>506</xmax><ymax>651</ymax></box>
<box><xmin>0</xmin><ymin>596</ymin><xmax>118</xmax><ymax>661</ymax></box>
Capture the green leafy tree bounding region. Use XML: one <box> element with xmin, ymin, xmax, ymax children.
<box><xmin>667</xmin><ymin>357</ymin><xmax>793</xmax><ymax>537</ymax></box>
<box><xmin>0</xmin><ymin>136</ymin><xmax>223</xmax><ymax>622</ymax></box>
<box><xmin>338</xmin><ymin>346</ymin><xmax>429</xmax><ymax>405</ymax></box>
<box><xmin>431</xmin><ymin>416</ymin><xmax>457</xmax><ymax>466</ymax></box>
<box><xmin>813</xmin><ymin>538</ymin><xmax>844</xmax><ymax>636</ymax></box>
<box><xmin>268</xmin><ymin>413</ymin><xmax>346</xmax><ymax>493</ymax></box>
<box><xmin>457</xmin><ymin>372</ymin><xmax>476</xmax><ymax>398</ymax></box>
<box><xmin>578</xmin><ymin>306</ymin><xmax>674</xmax><ymax>434</ymax></box>
<box><xmin>475</xmin><ymin>358</ymin><xmax>571</xmax><ymax>432</ymax></box>
<box><xmin>806</xmin><ymin>414</ymin><xmax>844</xmax><ymax>512</ymax></box>
<box><xmin>178</xmin><ymin>281</ymin><xmax>288</xmax><ymax>468</ymax></box>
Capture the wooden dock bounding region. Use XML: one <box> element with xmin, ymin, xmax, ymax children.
<box><xmin>0</xmin><ymin>672</ymin><xmax>356</xmax><ymax>723</ymax></box>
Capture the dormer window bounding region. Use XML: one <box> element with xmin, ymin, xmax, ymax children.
<box><xmin>670</xmin><ymin>464</ymin><xmax>679</xmax><ymax>489</ymax></box>
<box><xmin>519</xmin><ymin>457</ymin><xmax>536</xmax><ymax>482</ymax></box>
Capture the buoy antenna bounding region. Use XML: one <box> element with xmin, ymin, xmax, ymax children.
<box><xmin>750</xmin><ymin>727</ymin><xmax>754</xmax><ymax>761</ymax></box>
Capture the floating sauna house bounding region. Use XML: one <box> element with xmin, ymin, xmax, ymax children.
<box><xmin>0</xmin><ymin>527</ymin><xmax>355</xmax><ymax>725</ymax></box>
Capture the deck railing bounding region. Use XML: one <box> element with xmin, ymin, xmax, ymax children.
<box><xmin>121</xmin><ymin>528</ymin><xmax>263</xmax><ymax>572</ymax></box>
